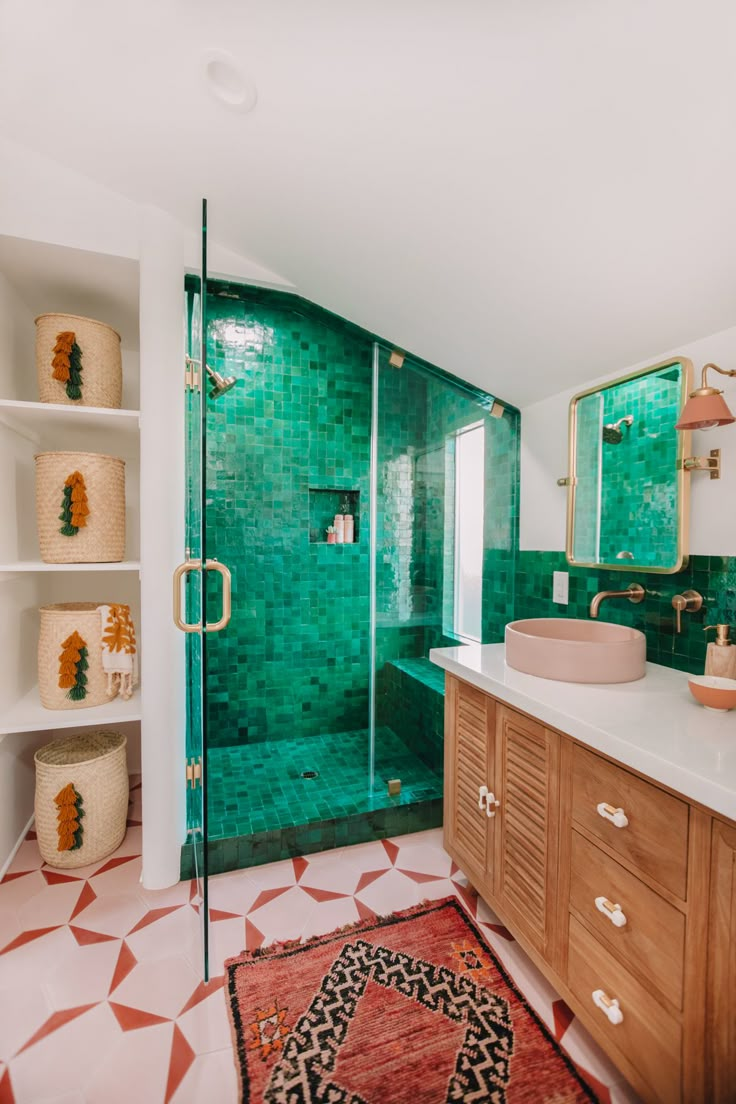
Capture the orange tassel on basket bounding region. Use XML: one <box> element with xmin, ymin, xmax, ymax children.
<box><xmin>51</xmin><ymin>331</ymin><xmax>75</xmax><ymax>382</ymax></box>
<box><xmin>59</xmin><ymin>471</ymin><xmax>89</xmax><ymax>536</ymax></box>
<box><xmin>57</xmin><ymin>631</ymin><xmax>89</xmax><ymax>701</ymax></box>
<box><xmin>54</xmin><ymin>782</ymin><xmax>84</xmax><ymax>851</ymax></box>
<box><xmin>51</xmin><ymin>330</ymin><xmax>83</xmax><ymax>400</ymax></box>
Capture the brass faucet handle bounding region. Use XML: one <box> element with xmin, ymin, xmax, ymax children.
<box><xmin>672</xmin><ymin>590</ymin><xmax>703</xmax><ymax>634</ymax></box>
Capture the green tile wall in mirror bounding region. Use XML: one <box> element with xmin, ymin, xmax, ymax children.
<box><xmin>566</xmin><ymin>358</ymin><xmax>693</xmax><ymax>573</ymax></box>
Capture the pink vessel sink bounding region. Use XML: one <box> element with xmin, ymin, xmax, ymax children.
<box><xmin>505</xmin><ymin>618</ymin><xmax>646</xmax><ymax>684</ymax></box>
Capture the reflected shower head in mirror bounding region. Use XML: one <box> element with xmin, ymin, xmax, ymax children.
<box><xmin>206</xmin><ymin>365</ymin><xmax>237</xmax><ymax>400</ymax></box>
<box><xmin>602</xmin><ymin>414</ymin><xmax>633</xmax><ymax>444</ymax></box>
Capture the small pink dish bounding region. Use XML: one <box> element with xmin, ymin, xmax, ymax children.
<box><xmin>688</xmin><ymin>675</ymin><xmax>736</xmax><ymax>712</ymax></box>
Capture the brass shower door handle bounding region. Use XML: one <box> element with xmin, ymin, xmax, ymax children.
<box><xmin>173</xmin><ymin>559</ymin><xmax>202</xmax><ymax>632</ymax></box>
<box><xmin>204</xmin><ymin>560</ymin><xmax>232</xmax><ymax>633</ymax></box>
<box><xmin>173</xmin><ymin>559</ymin><xmax>233</xmax><ymax>633</ymax></box>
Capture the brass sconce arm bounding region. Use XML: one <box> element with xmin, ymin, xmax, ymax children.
<box><xmin>697</xmin><ymin>363</ymin><xmax>736</xmax><ymax>394</ymax></box>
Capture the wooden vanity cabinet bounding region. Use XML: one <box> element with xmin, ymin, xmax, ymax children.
<box><xmin>443</xmin><ymin>677</ymin><xmax>496</xmax><ymax>885</ymax></box>
<box><xmin>706</xmin><ymin>820</ymin><xmax>736</xmax><ymax>1103</ymax></box>
<box><xmin>444</xmin><ymin>679</ymin><xmax>561</xmax><ymax>964</ymax></box>
<box><xmin>492</xmin><ymin>705</ymin><xmax>560</xmax><ymax>962</ymax></box>
<box><xmin>444</xmin><ymin>672</ymin><xmax>735</xmax><ymax>1104</ymax></box>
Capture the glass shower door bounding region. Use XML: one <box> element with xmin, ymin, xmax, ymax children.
<box><xmin>179</xmin><ymin>200</ymin><xmax>218</xmax><ymax>980</ymax></box>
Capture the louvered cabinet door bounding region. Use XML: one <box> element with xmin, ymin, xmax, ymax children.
<box><xmin>444</xmin><ymin>676</ymin><xmax>495</xmax><ymax>890</ymax></box>
<box><xmin>493</xmin><ymin>706</ymin><xmax>560</xmax><ymax>960</ymax></box>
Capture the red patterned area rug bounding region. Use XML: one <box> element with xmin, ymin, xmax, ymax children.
<box><xmin>225</xmin><ymin>897</ymin><xmax>597</xmax><ymax>1103</ymax></box>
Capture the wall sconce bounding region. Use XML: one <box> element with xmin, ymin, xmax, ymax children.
<box><xmin>676</xmin><ymin>362</ymin><xmax>735</xmax><ymax>480</ymax></box>
<box><xmin>675</xmin><ymin>362</ymin><xmax>736</xmax><ymax>430</ymax></box>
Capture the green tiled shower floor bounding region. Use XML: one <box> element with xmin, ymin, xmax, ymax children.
<box><xmin>207</xmin><ymin>726</ymin><xmax>443</xmax><ymax>841</ymax></box>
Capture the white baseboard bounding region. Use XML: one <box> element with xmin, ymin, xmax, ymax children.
<box><xmin>0</xmin><ymin>813</ymin><xmax>35</xmax><ymax>882</ymax></box>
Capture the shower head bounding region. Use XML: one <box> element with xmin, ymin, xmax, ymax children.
<box><xmin>206</xmin><ymin>365</ymin><xmax>237</xmax><ymax>400</ymax></box>
<box><xmin>602</xmin><ymin>414</ymin><xmax>633</xmax><ymax>444</ymax></box>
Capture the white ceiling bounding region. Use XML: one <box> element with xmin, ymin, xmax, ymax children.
<box><xmin>1</xmin><ymin>0</ymin><xmax>735</xmax><ymax>407</ymax></box>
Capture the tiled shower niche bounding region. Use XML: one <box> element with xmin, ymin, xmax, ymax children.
<box><xmin>308</xmin><ymin>487</ymin><xmax>360</xmax><ymax>543</ymax></box>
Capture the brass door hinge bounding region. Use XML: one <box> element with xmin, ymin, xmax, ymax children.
<box><xmin>556</xmin><ymin>476</ymin><xmax>577</xmax><ymax>487</ymax></box>
<box><xmin>185</xmin><ymin>356</ymin><xmax>201</xmax><ymax>391</ymax></box>
<box><xmin>186</xmin><ymin>757</ymin><xmax>202</xmax><ymax>789</ymax></box>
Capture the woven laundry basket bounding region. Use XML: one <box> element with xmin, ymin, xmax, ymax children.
<box><xmin>38</xmin><ymin>603</ymin><xmax>117</xmax><ymax>710</ymax></box>
<box><xmin>34</xmin><ymin>731</ymin><xmax>128</xmax><ymax>868</ymax></box>
<box><xmin>35</xmin><ymin>313</ymin><xmax>122</xmax><ymax>408</ymax></box>
<box><xmin>35</xmin><ymin>450</ymin><xmax>125</xmax><ymax>563</ymax></box>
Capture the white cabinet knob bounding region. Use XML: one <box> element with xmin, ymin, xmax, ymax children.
<box><xmin>595</xmin><ymin>896</ymin><xmax>627</xmax><ymax>928</ymax></box>
<box><xmin>478</xmin><ymin>785</ymin><xmax>500</xmax><ymax>817</ymax></box>
<box><xmin>592</xmin><ymin>988</ymin><xmax>624</xmax><ymax>1025</ymax></box>
<box><xmin>596</xmin><ymin>802</ymin><xmax>629</xmax><ymax>828</ymax></box>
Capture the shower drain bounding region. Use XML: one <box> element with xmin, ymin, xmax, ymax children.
<box><xmin>300</xmin><ymin>769</ymin><xmax>319</xmax><ymax>779</ymax></box>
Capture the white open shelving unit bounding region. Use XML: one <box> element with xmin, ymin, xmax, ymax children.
<box><xmin>0</xmin><ymin>234</ymin><xmax>142</xmax><ymax>838</ymax></box>
<box><xmin>0</xmin><ymin>686</ymin><xmax>142</xmax><ymax>736</ymax></box>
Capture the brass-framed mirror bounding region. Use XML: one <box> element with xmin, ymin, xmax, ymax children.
<box><xmin>565</xmin><ymin>358</ymin><xmax>693</xmax><ymax>573</ymax></box>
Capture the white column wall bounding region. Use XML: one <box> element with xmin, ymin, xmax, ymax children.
<box><xmin>138</xmin><ymin>207</ymin><xmax>187</xmax><ymax>888</ymax></box>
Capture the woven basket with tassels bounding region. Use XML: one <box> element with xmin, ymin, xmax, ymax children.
<box><xmin>35</xmin><ymin>313</ymin><xmax>122</xmax><ymax>408</ymax></box>
<box><xmin>38</xmin><ymin>602</ymin><xmax>119</xmax><ymax>710</ymax></box>
<box><xmin>34</xmin><ymin>731</ymin><xmax>128</xmax><ymax>868</ymax></box>
<box><xmin>35</xmin><ymin>450</ymin><xmax>125</xmax><ymax>563</ymax></box>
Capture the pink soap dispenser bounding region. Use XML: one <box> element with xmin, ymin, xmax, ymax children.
<box><xmin>704</xmin><ymin>624</ymin><xmax>736</xmax><ymax>678</ymax></box>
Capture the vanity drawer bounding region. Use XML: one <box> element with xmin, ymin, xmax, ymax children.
<box><xmin>569</xmin><ymin>830</ymin><xmax>685</xmax><ymax>1009</ymax></box>
<box><xmin>567</xmin><ymin>915</ymin><xmax>682</xmax><ymax>1104</ymax></box>
<box><xmin>571</xmin><ymin>745</ymin><xmax>689</xmax><ymax>898</ymax></box>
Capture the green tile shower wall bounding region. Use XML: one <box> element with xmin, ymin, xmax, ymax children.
<box><xmin>183</xmin><ymin>275</ymin><xmax>520</xmax><ymax>873</ymax></box>
<box><xmin>203</xmin><ymin>291</ymin><xmax>372</xmax><ymax>748</ymax></box>
<box><xmin>374</xmin><ymin>351</ymin><xmax>519</xmax><ymax>753</ymax></box>
<box><xmin>515</xmin><ymin>551</ymin><xmax>736</xmax><ymax>673</ymax></box>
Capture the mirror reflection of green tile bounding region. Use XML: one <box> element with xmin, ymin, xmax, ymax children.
<box><xmin>573</xmin><ymin>363</ymin><xmax>684</xmax><ymax>570</ymax></box>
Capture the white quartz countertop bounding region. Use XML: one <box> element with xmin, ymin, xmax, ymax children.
<box><xmin>430</xmin><ymin>643</ymin><xmax>736</xmax><ymax>821</ymax></box>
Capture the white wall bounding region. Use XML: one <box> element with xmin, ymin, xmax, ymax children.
<box><xmin>520</xmin><ymin>325</ymin><xmax>736</xmax><ymax>556</ymax></box>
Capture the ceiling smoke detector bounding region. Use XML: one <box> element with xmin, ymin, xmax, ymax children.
<box><xmin>203</xmin><ymin>49</ymin><xmax>258</xmax><ymax>113</ymax></box>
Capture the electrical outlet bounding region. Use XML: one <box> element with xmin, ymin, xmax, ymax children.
<box><xmin>553</xmin><ymin>571</ymin><xmax>569</xmax><ymax>605</ymax></box>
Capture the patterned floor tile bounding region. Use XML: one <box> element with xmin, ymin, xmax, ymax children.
<box><xmin>0</xmin><ymin>786</ymin><xmax>643</xmax><ymax>1103</ymax></box>
<box><xmin>7</xmin><ymin>1003</ymin><xmax>119</xmax><ymax>1103</ymax></box>
<box><xmin>170</xmin><ymin>1047</ymin><xmax>238</xmax><ymax>1104</ymax></box>
<box><xmin>0</xmin><ymin>986</ymin><xmax>51</xmax><ymax>1061</ymax></box>
<box><xmin>110</xmin><ymin>956</ymin><xmax>202</xmax><ymax>1021</ymax></box>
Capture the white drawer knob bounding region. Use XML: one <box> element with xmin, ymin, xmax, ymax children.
<box><xmin>592</xmin><ymin>988</ymin><xmax>624</xmax><ymax>1025</ymax></box>
<box><xmin>597</xmin><ymin>802</ymin><xmax>629</xmax><ymax>828</ymax></box>
<box><xmin>595</xmin><ymin>896</ymin><xmax>628</xmax><ymax>928</ymax></box>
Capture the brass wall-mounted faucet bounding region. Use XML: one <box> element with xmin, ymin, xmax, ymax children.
<box><xmin>671</xmin><ymin>590</ymin><xmax>703</xmax><ymax>633</ymax></box>
<box><xmin>589</xmin><ymin>583</ymin><xmax>646</xmax><ymax>619</ymax></box>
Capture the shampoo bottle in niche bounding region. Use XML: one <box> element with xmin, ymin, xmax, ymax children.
<box><xmin>343</xmin><ymin>514</ymin><xmax>354</xmax><ymax>544</ymax></box>
<box><xmin>334</xmin><ymin>515</ymin><xmax>344</xmax><ymax>544</ymax></box>
<box><xmin>704</xmin><ymin>625</ymin><xmax>736</xmax><ymax>678</ymax></box>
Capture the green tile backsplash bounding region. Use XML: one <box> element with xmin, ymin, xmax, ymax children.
<box><xmin>516</xmin><ymin>550</ymin><xmax>736</xmax><ymax>674</ymax></box>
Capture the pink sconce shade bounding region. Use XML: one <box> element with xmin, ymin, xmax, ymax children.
<box><xmin>675</xmin><ymin>390</ymin><xmax>735</xmax><ymax>430</ymax></box>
